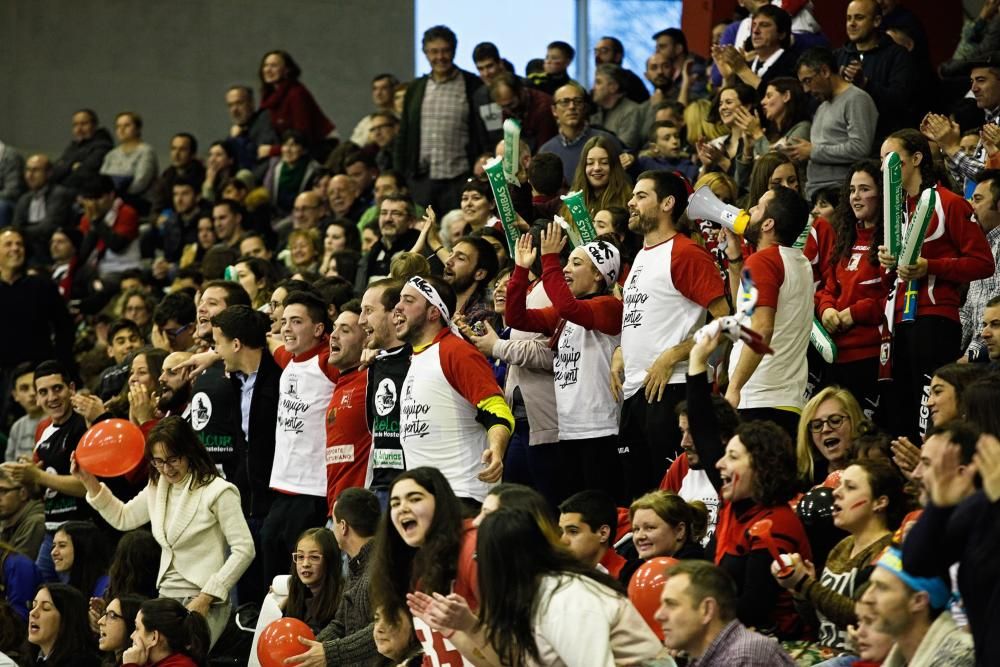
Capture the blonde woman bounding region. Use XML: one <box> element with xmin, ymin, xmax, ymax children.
<box><xmin>796</xmin><ymin>386</ymin><xmax>867</xmax><ymax>488</ymax></box>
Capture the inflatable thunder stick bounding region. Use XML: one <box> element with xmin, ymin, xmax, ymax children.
<box><xmin>792</xmin><ymin>220</ymin><xmax>838</xmax><ymax>364</ymax></box>
<box><xmin>502</xmin><ymin>118</ymin><xmax>521</xmax><ymax>185</ymax></box>
<box><xmin>483</xmin><ymin>156</ymin><xmax>522</xmax><ymax>252</ymax></box>
<box><xmin>883</xmin><ymin>151</ymin><xmax>903</xmax><ymax>262</ymax></box>
<box><xmin>554</xmin><ymin>214</ymin><xmax>583</xmax><ymax>249</ymax></box>
<box><xmin>559</xmin><ymin>190</ymin><xmax>599</xmax><ymax>244</ymax></box>
<box><xmin>900</xmin><ymin>188</ymin><xmax>936</xmax><ymax>323</ymax></box>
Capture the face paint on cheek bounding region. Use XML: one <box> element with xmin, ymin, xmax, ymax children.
<box><xmin>849</xmin><ymin>499</ymin><xmax>868</xmax><ymax>510</ymax></box>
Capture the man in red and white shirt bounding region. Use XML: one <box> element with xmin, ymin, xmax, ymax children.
<box><xmin>724</xmin><ymin>186</ymin><xmax>814</xmax><ymax>438</ymax></box>
<box><xmin>616</xmin><ymin>170</ymin><xmax>729</xmax><ymax>500</ymax></box>
<box><xmin>324</xmin><ymin>300</ymin><xmax>373</xmax><ymax>517</ymax></box>
<box><xmin>260</xmin><ymin>290</ymin><xmax>338</xmax><ymax>582</ymax></box>
<box><xmin>394</xmin><ymin>275</ymin><xmax>513</xmax><ymax>505</ymax></box>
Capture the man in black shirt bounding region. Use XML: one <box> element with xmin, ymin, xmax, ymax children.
<box><xmin>359</xmin><ymin>279</ymin><xmax>410</xmax><ymax>508</ymax></box>
<box><xmin>1</xmin><ymin>361</ymin><xmax>87</xmax><ymax>579</ymax></box>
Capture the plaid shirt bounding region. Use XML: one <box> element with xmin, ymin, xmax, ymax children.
<box><xmin>419</xmin><ymin>68</ymin><xmax>470</xmax><ymax>179</ymax></box>
<box><xmin>946</xmin><ymin>106</ymin><xmax>1000</xmax><ymax>190</ymax></box>
<box><xmin>961</xmin><ymin>223</ymin><xmax>1000</xmax><ymax>358</ymax></box>
<box><xmin>689</xmin><ymin>621</ymin><xmax>796</xmax><ymax>667</ymax></box>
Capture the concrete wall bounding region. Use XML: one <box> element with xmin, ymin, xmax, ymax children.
<box><xmin>0</xmin><ymin>0</ymin><xmax>414</xmax><ymax>159</ymax></box>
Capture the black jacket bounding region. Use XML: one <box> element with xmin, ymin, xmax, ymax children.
<box><xmin>231</xmin><ymin>350</ymin><xmax>281</xmax><ymax>518</ymax></box>
<box><xmin>12</xmin><ymin>184</ymin><xmax>75</xmax><ymax>264</ymax></box>
<box><xmin>836</xmin><ymin>35</ymin><xmax>916</xmax><ymax>143</ymax></box>
<box><xmin>51</xmin><ymin>128</ymin><xmax>113</xmax><ymax>191</ymax></box>
<box><xmin>0</xmin><ymin>273</ymin><xmax>75</xmax><ymax>370</ymax></box>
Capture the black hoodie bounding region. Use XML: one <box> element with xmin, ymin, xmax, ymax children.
<box><xmin>51</xmin><ymin>127</ymin><xmax>113</xmax><ymax>191</ymax></box>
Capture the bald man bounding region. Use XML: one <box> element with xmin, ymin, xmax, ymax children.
<box><xmin>327</xmin><ymin>174</ymin><xmax>365</xmax><ymax>222</ymax></box>
<box><xmin>835</xmin><ymin>0</ymin><xmax>916</xmax><ymax>141</ymax></box>
<box><xmin>13</xmin><ymin>154</ymin><xmax>74</xmax><ymax>263</ymax></box>
<box><xmin>291</xmin><ymin>190</ymin><xmax>325</xmax><ymax>231</ymax></box>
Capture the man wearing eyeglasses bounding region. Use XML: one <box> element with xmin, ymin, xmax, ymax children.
<box><xmin>0</xmin><ymin>467</ymin><xmax>45</xmax><ymax>558</ymax></box>
<box><xmin>364</xmin><ymin>195</ymin><xmax>420</xmax><ymax>281</ymax></box>
<box><xmin>152</xmin><ymin>291</ymin><xmax>197</xmax><ymax>353</ymax></box>
<box><xmin>539</xmin><ymin>82</ymin><xmax>623</xmax><ymax>186</ymax></box>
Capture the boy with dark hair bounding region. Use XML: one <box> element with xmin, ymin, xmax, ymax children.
<box><xmin>6</xmin><ymin>363</ymin><xmax>43</xmax><ymax>462</ymax></box>
<box><xmin>558</xmin><ymin>489</ymin><xmax>628</xmax><ymax>578</ymax></box>
<box><xmin>97</xmin><ymin>319</ymin><xmax>143</xmax><ymax>400</ymax></box>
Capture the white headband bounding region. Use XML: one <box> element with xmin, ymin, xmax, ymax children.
<box><xmin>407</xmin><ymin>276</ymin><xmax>462</xmax><ymax>336</ymax></box>
<box><xmin>583</xmin><ymin>240</ymin><xmax>621</xmax><ymax>287</ymax></box>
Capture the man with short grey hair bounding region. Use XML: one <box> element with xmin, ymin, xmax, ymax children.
<box><xmin>590</xmin><ymin>63</ymin><xmax>644</xmax><ymax>150</ymax></box>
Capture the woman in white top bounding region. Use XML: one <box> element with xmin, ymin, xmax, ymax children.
<box><xmin>71</xmin><ymin>416</ymin><xmax>254</xmax><ymax>647</ymax></box>
<box><xmin>422</xmin><ymin>507</ymin><xmax>669</xmax><ymax>667</ymax></box>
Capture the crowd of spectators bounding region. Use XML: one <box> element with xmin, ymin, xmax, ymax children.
<box><xmin>2</xmin><ymin>1</ymin><xmax>1000</xmax><ymax>665</ymax></box>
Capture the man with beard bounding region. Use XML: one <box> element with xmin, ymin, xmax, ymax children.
<box><xmin>189</xmin><ymin>281</ymin><xmax>251</xmax><ymax>480</ymax></box>
<box><xmin>722</xmin><ymin>186</ymin><xmax>813</xmax><ymax>438</ymax></box>
<box><xmin>359</xmin><ymin>279</ymin><xmax>409</xmax><ymax>508</ymax></box>
<box><xmin>394</xmin><ymin>275</ymin><xmax>512</xmax><ymax>505</ymax></box>
<box><xmin>324</xmin><ymin>301</ymin><xmax>372</xmax><ymax>516</ymax></box>
<box><xmin>614</xmin><ymin>171</ymin><xmax>728</xmax><ymax>499</ymax></box>
<box><xmin>156</xmin><ymin>351</ymin><xmax>193</xmax><ymax>417</ymax></box>
<box><xmin>150</xmin><ymin>133</ymin><xmax>206</xmax><ymax>214</ymax></box>
<box><xmin>444</xmin><ymin>235</ymin><xmax>501</xmax><ymax>335</ymax></box>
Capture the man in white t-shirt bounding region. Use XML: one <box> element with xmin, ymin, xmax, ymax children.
<box><xmin>395</xmin><ymin>275</ymin><xmax>513</xmax><ymax>505</ymax></box>
<box><xmin>723</xmin><ymin>186</ymin><xmax>814</xmax><ymax>438</ymax></box>
<box><xmin>614</xmin><ymin>170</ymin><xmax>729</xmax><ymax>500</ymax></box>
<box><xmin>259</xmin><ymin>290</ymin><xmax>338</xmax><ymax>582</ymax></box>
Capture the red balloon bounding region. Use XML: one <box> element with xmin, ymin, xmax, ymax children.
<box><xmin>258</xmin><ymin>617</ymin><xmax>316</xmax><ymax>667</ymax></box>
<box><xmin>75</xmin><ymin>419</ymin><xmax>145</xmax><ymax>477</ymax></box>
<box><xmin>627</xmin><ymin>556</ymin><xmax>678</xmax><ymax>641</ymax></box>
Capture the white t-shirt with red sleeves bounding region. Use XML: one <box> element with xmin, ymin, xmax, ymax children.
<box><xmin>728</xmin><ymin>244</ymin><xmax>814</xmax><ymax>410</ymax></box>
<box><xmin>270</xmin><ymin>343</ymin><xmax>338</xmax><ymax>497</ymax></box>
<box><xmin>621</xmin><ymin>234</ymin><xmax>726</xmax><ymax>400</ymax></box>
<box><xmin>400</xmin><ymin>330</ymin><xmax>504</xmax><ymax>502</ymax></box>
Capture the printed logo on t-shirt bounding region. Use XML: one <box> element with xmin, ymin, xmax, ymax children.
<box><xmin>401</xmin><ymin>380</ymin><xmax>431</xmax><ymax>439</ymax></box>
<box><xmin>554</xmin><ymin>325</ymin><xmax>581</xmax><ymax>389</ymax></box>
<box><xmin>622</xmin><ymin>265</ymin><xmax>649</xmax><ymax>329</ymax></box>
<box><xmin>372</xmin><ymin>448</ymin><xmax>404</xmax><ymax>469</ymax></box>
<box><xmin>374</xmin><ymin>378</ymin><xmax>398</xmax><ymax>416</ymax></box>
<box><xmin>190</xmin><ymin>392</ymin><xmax>212</xmax><ymax>431</ymax></box>
<box><xmin>846</xmin><ymin>253</ymin><xmax>862</xmax><ymax>272</ymax></box>
<box><xmin>325</xmin><ymin>444</ymin><xmax>354</xmax><ymax>465</ymax></box>
<box><xmin>278</xmin><ymin>372</ymin><xmax>311</xmax><ymax>435</ymax></box>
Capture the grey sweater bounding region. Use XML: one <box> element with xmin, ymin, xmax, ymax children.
<box><xmin>805</xmin><ymin>85</ymin><xmax>878</xmax><ymax>198</ymax></box>
<box><xmin>316</xmin><ymin>541</ymin><xmax>387</xmax><ymax>666</ymax></box>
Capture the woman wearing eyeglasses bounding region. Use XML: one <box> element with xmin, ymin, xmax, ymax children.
<box><xmin>27</xmin><ymin>583</ymin><xmax>101</xmax><ymax>666</ymax></box>
<box><xmin>97</xmin><ymin>594</ymin><xmax>146</xmax><ymax>666</ymax></box>
<box><xmin>283</xmin><ymin>528</ymin><xmax>344</xmax><ymax>635</ymax></box>
<box><xmin>795</xmin><ymin>387</ymin><xmax>868</xmax><ymax>489</ymax></box>
<box><xmin>71</xmin><ymin>416</ymin><xmax>254</xmax><ymax>648</ymax></box>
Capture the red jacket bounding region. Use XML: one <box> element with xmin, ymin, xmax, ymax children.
<box><xmin>816</xmin><ymin>224</ymin><xmax>885</xmax><ymax>362</ymax></box>
<box><xmin>804</xmin><ymin>216</ymin><xmax>836</xmax><ymax>304</ymax></box>
<box><xmin>884</xmin><ymin>184</ymin><xmax>994</xmax><ymax>323</ymax></box>
<box><xmin>124</xmin><ymin>653</ymin><xmax>198</xmax><ymax>667</ymax></box>
<box><xmin>261</xmin><ymin>80</ymin><xmax>334</xmax><ymax>155</ymax></box>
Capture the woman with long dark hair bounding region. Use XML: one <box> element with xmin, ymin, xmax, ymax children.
<box><xmin>564</xmin><ymin>136</ymin><xmax>633</xmax><ymax>217</ymax></box>
<box><xmin>419</xmin><ymin>507</ymin><xmax>663</xmax><ymax>666</ymax></box>
<box><xmin>105</xmin><ymin>530</ymin><xmax>159</xmax><ymax>602</ymax></box>
<box><xmin>27</xmin><ymin>583</ymin><xmax>100</xmax><ymax>666</ymax></box>
<box><xmin>368</xmin><ymin>467</ymin><xmax>477</xmax><ymax>666</ymax></box>
<box><xmin>72</xmin><ymin>417</ymin><xmax>254</xmax><ymax>647</ymax></box>
<box><xmin>258</xmin><ymin>50</ymin><xmax>334</xmax><ymax>158</ymax></box>
<box><xmin>815</xmin><ymin>160</ymin><xmax>886</xmax><ymax>414</ymax></box>
<box><xmin>283</xmin><ymin>528</ymin><xmax>343</xmax><ymax>635</ymax></box>
<box><xmin>121</xmin><ymin>598</ymin><xmax>210</xmax><ymax>667</ymax></box>
<box><xmin>51</xmin><ymin>521</ymin><xmax>110</xmax><ymax>598</ymax></box>
<box><xmin>98</xmin><ymin>595</ymin><xmax>146</xmax><ymax>667</ymax></box>
<box><xmin>877</xmin><ymin>128</ymin><xmax>994</xmax><ymax>443</ymax></box>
